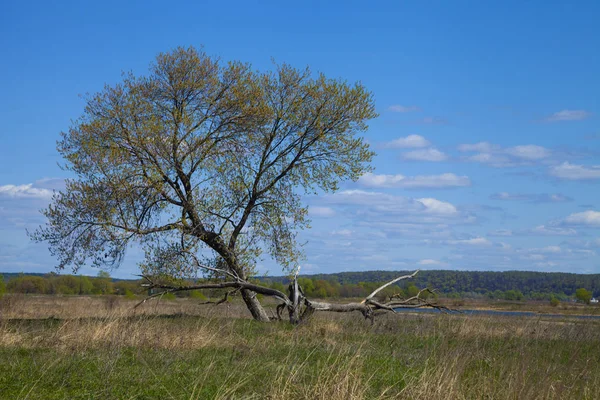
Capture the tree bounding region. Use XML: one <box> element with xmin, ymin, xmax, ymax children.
<box><xmin>575</xmin><ymin>288</ymin><xmax>592</xmax><ymax>305</ymax></box>
<box><xmin>31</xmin><ymin>46</ymin><xmax>377</xmax><ymax>321</ymax></box>
<box><xmin>7</xmin><ymin>275</ymin><xmax>47</xmax><ymax>294</ymax></box>
<box><xmin>0</xmin><ymin>275</ymin><xmax>5</xmax><ymax>298</ymax></box>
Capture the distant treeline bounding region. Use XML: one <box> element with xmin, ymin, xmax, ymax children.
<box><xmin>1</xmin><ymin>269</ymin><xmax>599</xmax><ymax>301</ymax></box>
<box><xmin>262</xmin><ymin>270</ymin><xmax>600</xmax><ymax>300</ymax></box>
<box><xmin>0</xmin><ymin>272</ymin><xmax>140</xmax><ymax>296</ymax></box>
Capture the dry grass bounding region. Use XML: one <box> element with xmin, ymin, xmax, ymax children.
<box><xmin>1</xmin><ymin>294</ymin><xmax>599</xmax><ymax>399</ymax></box>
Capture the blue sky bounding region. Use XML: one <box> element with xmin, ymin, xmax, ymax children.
<box><xmin>1</xmin><ymin>0</ymin><xmax>599</xmax><ymax>278</ymax></box>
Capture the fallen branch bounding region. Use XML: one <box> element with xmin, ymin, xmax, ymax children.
<box><xmin>135</xmin><ymin>275</ymin><xmax>291</xmax><ymax>309</ymax></box>
<box><xmin>136</xmin><ymin>270</ymin><xmax>454</xmax><ymax>323</ymax></box>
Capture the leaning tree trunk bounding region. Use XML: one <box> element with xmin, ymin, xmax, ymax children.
<box><xmin>241</xmin><ymin>288</ymin><xmax>271</xmax><ymax>322</ymax></box>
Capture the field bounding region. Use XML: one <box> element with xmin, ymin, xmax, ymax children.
<box><xmin>1</xmin><ymin>295</ymin><xmax>600</xmax><ymax>399</ymax></box>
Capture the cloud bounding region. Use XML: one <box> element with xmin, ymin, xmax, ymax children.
<box><xmin>308</xmin><ymin>206</ymin><xmax>336</xmax><ymax>217</ymax></box>
<box><xmin>457</xmin><ymin>142</ymin><xmax>494</xmax><ymax>153</ymax></box>
<box><xmin>418</xmin><ymin>259</ymin><xmax>448</xmax><ymax>266</ymax></box>
<box><xmin>489</xmin><ymin>229</ymin><xmax>513</xmax><ymax>237</ymax></box>
<box><xmin>540</xmin><ymin>246</ymin><xmax>562</xmax><ymax>254</ymax></box>
<box><xmin>358</xmin><ymin>172</ymin><xmax>471</xmax><ymax>189</ymax></box>
<box><xmin>448</xmin><ymin>237</ymin><xmax>492</xmax><ymax>246</ymax></box>
<box><xmin>544</xmin><ymin>110</ymin><xmax>592</xmax><ymax>122</ymax></box>
<box><xmin>505</xmin><ymin>145</ymin><xmax>551</xmax><ymax>160</ymax></box>
<box><xmin>388</xmin><ymin>105</ymin><xmax>421</xmax><ymax>113</ymax></box>
<box><xmin>0</xmin><ymin>184</ymin><xmax>53</xmax><ymax>199</ymax></box>
<box><xmin>385</xmin><ymin>134</ymin><xmax>430</xmax><ymax>148</ymax></box>
<box><xmin>459</xmin><ymin>142</ymin><xmax>552</xmax><ymax>167</ymax></box>
<box><xmin>489</xmin><ymin>192</ymin><xmax>572</xmax><ymax>203</ymax></box>
<box><xmin>562</xmin><ymin>210</ymin><xmax>600</xmax><ymax>227</ymax></box>
<box><xmin>530</xmin><ymin>225</ymin><xmax>578</xmax><ymax>236</ymax></box>
<box><xmin>416</xmin><ymin>198</ymin><xmax>458</xmax><ymax>216</ymax></box>
<box><xmin>401</xmin><ymin>148</ymin><xmax>448</xmax><ymax>162</ymax></box>
<box><xmin>323</xmin><ymin>190</ymin><xmax>472</xmax><ymax>225</ymax></box>
<box><xmin>549</xmin><ymin>162</ymin><xmax>600</xmax><ymax>180</ymax></box>
<box><xmin>330</xmin><ymin>229</ymin><xmax>353</xmax><ymax>237</ymax></box>
<box><xmin>465</xmin><ymin>153</ymin><xmax>515</xmax><ymax>167</ymax></box>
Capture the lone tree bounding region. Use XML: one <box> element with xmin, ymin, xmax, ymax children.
<box><xmin>32</xmin><ymin>47</ymin><xmax>377</xmax><ymax>321</ymax></box>
<box><xmin>32</xmin><ymin>47</ymin><xmax>445</xmax><ymax>322</ymax></box>
<box><xmin>575</xmin><ymin>288</ymin><xmax>593</xmax><ymax>305</ymax></box>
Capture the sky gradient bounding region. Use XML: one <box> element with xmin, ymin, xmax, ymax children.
<box><xmin>1</xmin><ymin>0</ymin><xmax>599</xmax><ymax>278</ymax></box>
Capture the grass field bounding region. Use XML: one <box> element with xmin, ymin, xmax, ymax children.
<box><xmin>1</xmin><ymin>295</ymin><xmax>600</xmax><ymax>399</ymax></box>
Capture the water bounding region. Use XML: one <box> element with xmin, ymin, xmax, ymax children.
<box><xmin>394</xmin><ymin>307</ymin><xmax>600</xmax><ymax>320</ymax></box>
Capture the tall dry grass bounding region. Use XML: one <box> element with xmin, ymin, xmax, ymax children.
<box><xmin>1</xmin><ymin>295</ymin><xmax>599</xmax><ymax>399</ymax></box>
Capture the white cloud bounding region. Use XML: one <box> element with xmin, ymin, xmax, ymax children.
<box><xmin>388</xmin><ymin>105</ymin><xmax>421</xmax><ymax>113</ymax></box>
<box><xmin>547</xmin><ymin>194</ymin><xmax>572</xmax><ymax>203</ymax></box>
<box><xmin>0</xmin><ymin>184</ymin><xmax>53</xmax><ymax>199</ymax></box>
<box><xmin>544</xmin><ymin>110</ymin><xmax>592</xmax><ymax>122</ymax></box>
<box><xmin>523</xmin><ymin>254</ymin><xmax>545</xmax><ymax>261</ymax></box>
<box><xmin>448</xmin><ymin>237</ymin><xmax>492</xmax><ymax>246</ymax></box>
<box><xmin>563</xmin><ymin>211</ymin><xmax>600</xmax><ymax>227</ymax></box>
<box><xmin>358</xmin><ymin>172</ymin><xmax>471</xmax><ymax>189</ymax></box>
<box><xmin>489</xmin><ymin>229</ymin><xmax>513</xmax><ymax>237</ymax></box>
<box><xmin>530</xmin><ymin>225</ymin><xmax>578</xmax><ymax>236</ymax></box>
<box><xmin>535</xmin><ymin>261</ymin><xmax>559</xmax><ymax>268</ymax></box>
<box><xmin>309</xmin><ymin>206</ymin><xmax>336</xmax><ymax>217</ymax></box>
<box><xmin>457</xmin><ymin>142</ymin><xmax>494</xmax><ymax>153</ymax></box>
<box><xmin>498</xmin><ymin>242</ymin><xmax>512</xmax><ymax>250</ymax></box>
<box><xmin>465</xmin><ymin>153</ymin><xmax>514</xmax><ymax>167</ymax></box>
<box><xmin>416</xmin><ymin>198</ymin><xmax>458</xmax><ymax>216</ymax></box>
<box><xmin>505</xmin><ymin>145</ymin><xmax>551</xmax><ymax>160</ymax></box>
<box><xmin>489</xmin><ymin>192</ymin><xmax>572</xmax><ymax>203</ymax></box>
<box><xmin>330</xmin><ymin>229</ymin><xmax>353</xmax><ymax>237</ymax></box>
<box><xmin>385</xmin><ymin>134</ymin><xmax>430</xmax><ymax>148</ymax></box>
<box><xmin>459</xmin><ymin>142</ymin><xmax>552</xmax><ymax>167</ymax></box>
<box><xmin>418</xmin><ymin>259</ymin><xmax>448</xmax><ymax>266</ymax></box>
<box><xmin>325</xmin><ymin>190</ymin><xmax>469</xmax><ymax>224</ymax></box>
<box><xmin>401</xmin><ymin>148</ymin><xmax>448</xmax><ymax>162</ymax></box>
<box><xmin>549</xmin><ymin>162</ymin><xmax>600</xmax><ymax>180</ymax></box>
<box><xmin>541</xmin><ymin>246</ymin><xmax>562</xmax><ymax>253</ymax></box>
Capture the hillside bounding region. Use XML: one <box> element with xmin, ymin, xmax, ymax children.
<box><xmin>263</xmin><ymin>269</ymin><xmax>600</xmax><ymax>298</ymax></box>
<box><xmin>2</xmin><ymin>269</ymin><xmax>599</xmax><ymax>298</ymax></box>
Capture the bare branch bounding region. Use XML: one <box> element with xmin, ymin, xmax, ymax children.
<box><xmin>363</xmin><ymin>270</ymin><xmax>419</xmax><ymax>302</ymax></box>
<box><xmin>136</xmin><ymin>275</ymin><xmax>292</xmax><ymax>307</ymax></box>
<box><xmin>135</xmin><ymin>269</ymin><xmax>454</xmax><ymax>323</ymax></box>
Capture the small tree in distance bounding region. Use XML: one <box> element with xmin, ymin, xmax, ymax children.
<box><xmin>31</xmin><ymin>46</ymin><xmax>377</xmax><ymax>322</ymax></box>
<box><xmin>575</xmin><ymin>288</ymin><xmax>592</xmax><ymax>305</ymax></box>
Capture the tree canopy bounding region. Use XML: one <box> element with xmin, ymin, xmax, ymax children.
<box><xmin>575</xmin><ymin>288</ymin><xmax>593</xmax><ymax>304</ymax></box>
<box><xmin>31</xmin><ymin>46</ymin><xmax>377</xmax><ymax>321</ymax></box>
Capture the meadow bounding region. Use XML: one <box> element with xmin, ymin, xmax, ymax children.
<box><xmin>1</xmin><ymin>295</ymin><xmax>599</xmax><ymax>399</ymax></box>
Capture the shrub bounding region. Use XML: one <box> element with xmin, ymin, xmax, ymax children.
<box><xmin>161</xmin><ymin>292</ymin><xmax>176</xmax><ymax>300</ymax></box>
<box><xmin>575</xmin><ymin>288</ymin><xmax>592</xmax><ymax>305</ymax></box>
<box><xmin>189</xmin><ymin>290</ymin><xmax>207</xmax><ymax>300</ymax></box>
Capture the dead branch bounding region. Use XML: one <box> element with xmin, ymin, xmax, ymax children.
<box><xmin>135</xmin><ymin>270</ymin><xmax>454</xmax><ymax>323</ymax></box>
<box><xmin>363</xmin><ymin>270</ymin><xmax>419</xmax><ymax>302</ymax></box>
<box><xmin>135</xmin><ymin>275</ymin><xmax>291</xmax><ymax>309</ymax></box>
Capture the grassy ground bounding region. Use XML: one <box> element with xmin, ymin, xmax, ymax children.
<box><xmin>440</xmin><ymin>297</ymin><xmax>600</xmax><ymax>316</ymax></box>
<box><xmin>1</xmin><ymin>295</ymin><xmax>600</xmax><ymax>399</ymax></box>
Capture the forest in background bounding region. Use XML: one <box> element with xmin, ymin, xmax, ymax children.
<box><xmin>1</xmin><ymin>269</ymin><xmax>599</xmax><ymax>301</ymax></box>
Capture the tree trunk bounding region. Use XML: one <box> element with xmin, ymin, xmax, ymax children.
<box><xmin>241</xmin><ymin>288</ymin><xmax>270</xmax><ymax>322</ymax></box>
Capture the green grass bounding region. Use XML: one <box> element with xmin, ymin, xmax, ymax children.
<box><xmin>1</xmin><ymin>297</ymin><xmax>600</xmax><ymax>399</ymax></box>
